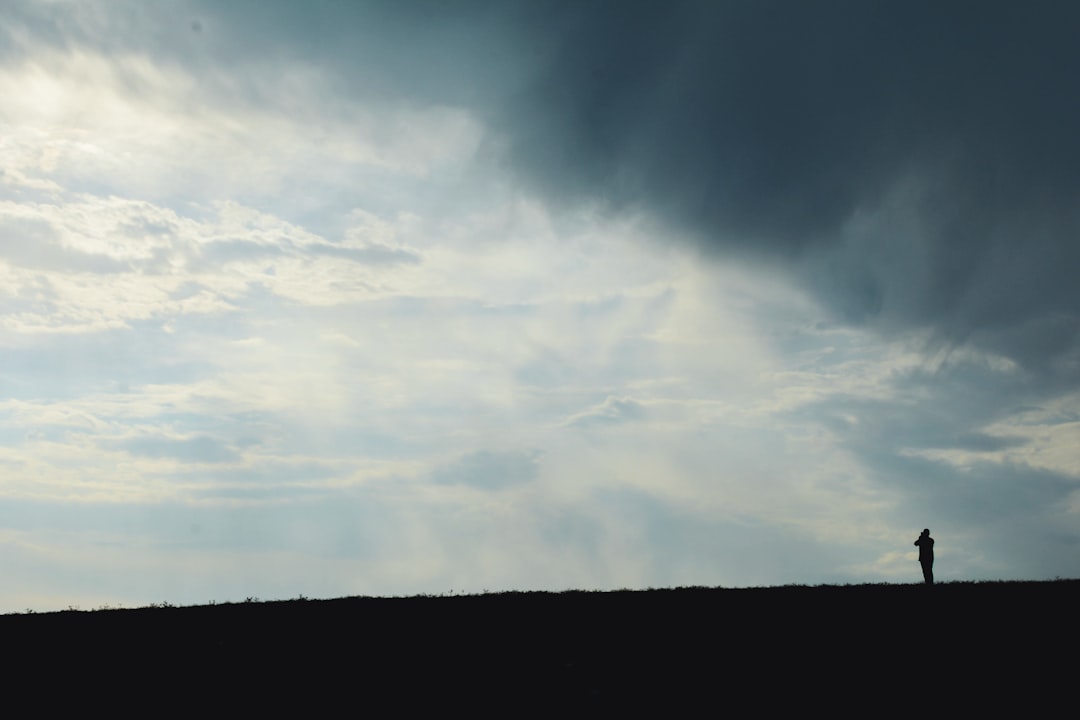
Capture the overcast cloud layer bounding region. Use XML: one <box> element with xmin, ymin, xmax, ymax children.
<box><xmin>0</xmin><ymin>1</ymin><xmax>1078</xmax><ymax>612</ymax></box>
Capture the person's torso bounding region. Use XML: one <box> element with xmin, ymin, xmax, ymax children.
<box><xmin>918</xmin><ymin>537</ymin><xmax>934</xmax><ymax>560</ymax></box>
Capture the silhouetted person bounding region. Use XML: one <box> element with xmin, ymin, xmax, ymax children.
<box><xmin>914</xmin><ymin>529</ymin><xmax>934</xmax><ymax>584</ymax></box>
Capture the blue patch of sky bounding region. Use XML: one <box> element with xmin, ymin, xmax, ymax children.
<box><xmin>109</xmin><ymin>434</ymin><xmax>240</xmax><ymax>463</ymax></box>
<box><xmin>0</xmin><ymin>330</ymin><xmax>209</xmax><ymax>400</ymax></box>
<box><xmin>432</xmin><ymin>449</ymin><xmax>541</xmax><ymax>490</ymax></box>
<box><xmin>0</xmin><ymin>494</ymin><xmax>373</xmax><ymax>555</ymax></box>
<box><xmin>169</xmin><ymin>459</ymin><xmax>341</xmax><ymax>487</ymax></box>
<box><xmin>590</xmin><ymin>486</ymin><xmax>870</xmax><ymax>587</ymax></box>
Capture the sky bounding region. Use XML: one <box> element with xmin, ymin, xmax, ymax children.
<box><xmin>1</xmin><ymin>0</ymin><xmax>1078</xmax><ymax>612</ymax></box>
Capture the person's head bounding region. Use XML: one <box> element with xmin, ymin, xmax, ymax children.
<box><xmin>922</xmin><ymin>528</ymin><xmax>930</xmax><ymax>536</ymax></box>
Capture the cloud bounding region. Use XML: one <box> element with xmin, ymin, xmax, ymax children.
<box><xmin>0</xmin><ymin>213</ymin><xmax>129</xmax><ymax>274</ymax></box>
<box><xmin>76</xmin><ymin>0</ymin><xmax>1073</xmax><ymax>378</ymax></box>
<box><xmin>562</xmin><ymin>395</ymin><xmax>647</xmax><ymax>427</ymax></box>
<box><xmin>191</xmin><ymin>237</ymin><xmax>419</xmax><ymax>272</ymax></box>
<box><xmin>482</xmin><ymin>2</ymin><xmax>1080</xmax><ymax>373</ymax></box>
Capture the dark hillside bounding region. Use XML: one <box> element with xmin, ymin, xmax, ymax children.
<box><xmin>5</xmin><ymin>581</ymin><xmax>1075</xmax><ymax>713</ymax></box>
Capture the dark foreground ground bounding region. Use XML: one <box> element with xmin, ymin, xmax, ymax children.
<box><xmin>5</xmin><ymin>580</ymin><xmax>1076</xmax><ymax>713</ymax></box>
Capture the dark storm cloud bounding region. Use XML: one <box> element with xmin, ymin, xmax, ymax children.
<box><xmin>491</xmin><ymin>2</ymin><xmax>1080</xmax><ymax>362</ymax></box>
